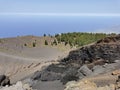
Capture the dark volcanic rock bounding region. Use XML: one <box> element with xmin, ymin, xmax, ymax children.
<box><xmin>92</xmin><ymin>65</ymin><xmax>106</xmax><ymax>75</ymax></box>
<box><xmin>61</xmin><ymin>67</ymin><xmax>79</xmax><ymax>84</ymax></box>
<box><xmin>31</xmin><ymin>71</ymin><xmax>41</xmax><ymax>80</ymax></box>
<box><xmin>32</xmin><ymin>81</ymin><xmax>64</xmax><ymax>90</ymax></box>
<box><xmin>0</xmin><ymin>75</ymin><xmax>10</xmax><ymax>86</ymax></box>
<box><xmin>31</xmin><ymin>35</ymin><xmax>120</xmax><ymax>85</ymax></box>
<box><xmin>62</xmin><ymin>35</ymin><xmax>120</xmax><ymax>64</ymax></box>
<box><xmin>0</xmin><ymin>75</ymin><xmax>6</xmax><ymax>83</ymax></box>
<box><xmin>40</xmin><ymin>71</ymin><xmax>61</xmax><ymax>81</ymax></box>
<box><xmin>31</xmin><ymin>68</ymin><xmax>62</xmax><ymax>81</ymax></box>
<box><xmin>61</xmin><ymin>75</ymin><xmax>79</xmax><ymax>85</ymax></box>
<box><xmin>78</xmin><ymin>65</ymin><xmax>92</xmax><ymax>76</ymax></box>
<box><xmin>46</xmin><ymin>64</ymin><xmax>68</xmax><ymax>73</ymax></box>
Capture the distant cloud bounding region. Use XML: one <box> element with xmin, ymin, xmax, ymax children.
<box><xmin>1</xmin><ymin>13</ymin><xmax>120</xmax><ymax>17</ymax></box>
<box><xmin>95</xmin><ymin>25</ymin><xmax>120</xmax><ymax>34</ymax></box>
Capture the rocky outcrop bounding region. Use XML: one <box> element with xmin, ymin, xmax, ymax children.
<box><xmin>0</xmin><ymin>75</ymin><xmax>10</xmax><ymax>86</ymax></box>
<box><xmin>112</xmin><ymin>70</ymin><xmax>120</xmax><ymax>75</ymax></box>
<box><xmin>62</xmin><ymin>35</ymin><xmax>120</xmax><ymax>65</ymax></box>
<box><xmin>64</xmin><ymin>65</ymin><xmax>120</xmax><ymax>90</ymax></box>
<box><xmin>64</xmin><ymin>80</ymin><xmax>117</xmax><ymax>90</ymax></box>
<box><xmin>64</xmin><ymin>80</ymin><xmax>97</xmax><ymax>90</ymax></box>
<box><xmin>31</xmin><ymin>35</ymin><xmax>120</xmax><ymax>86</ymax></box>
<box><xmin>78</xmin><ymin>65</ymin><xmax>92</xmax><ymax>76</ymax></box>
<box><xmin>0</xmin><ymin>81</ymin><xmax>33</xmax><ymax>90</ymax></box>
<box><xmin>31</xmin><ymin>64</ymin><xmax>80</xmax><ymax>84</ymax></box>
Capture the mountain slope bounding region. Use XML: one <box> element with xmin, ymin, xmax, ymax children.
<box><xmin>29</xmin><ymin>34</ymin><xmax>120</xmax><ymax>90</ymax></box>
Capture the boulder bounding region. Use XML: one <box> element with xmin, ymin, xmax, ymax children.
<box><xmin>40</xmin><ymin>71</ymin><xmax>61</xmax><ymax>81</ymax></box>
<box><xmin>0</xmin><ymin>81</ymin><xmax>32</xmax><ymax>90</ymax></box>
<box><xmin>61</xmin><ymin>67</ymin><xmax>80</xmax><ymax>84</ymax></box>
<box><xmin>31</xmin><ymin>71</ymin><xmax>41</xmax><ymax>80</ymax></box>
<box><xmin>103</xmin><ymin>64</ymin><xmax>116</xmax><ymax>73</ymax></box>
<box><xmin>78</xmin><ymin>65</ymin><xmax>92</xmax><ymax>76</ymax></box>
<box><xmin>0</xmin><ymin>75</ymin><xmax>10</xmax><ymax>86</ymax></box>
<box><xmin>0</xmin><ymin>75</ymin><xmax>6</xmax><ymax>84</ymax></box>
<box><xmin>64</xmin><ymin>80</ymin><xmax>97</xmax><ymax>90</ymax></box>
<box><xmin>112</xmin><ymin>70</ymin><xmax>120</xmax><ymax>75</ymax></box>
<box><xmin>31</xmin><ymin>70</ymin><xmax>62</xmax><ymax>81</ymax></box>
<box><xmin>92</xmin><ymin>65</ymin><xmax>105</xmax><ymax>75</ymax></box>
<box><xmin>64</xmin><ymin>80</ymin><xmax>116</xmax><ymax>90</ymax></box>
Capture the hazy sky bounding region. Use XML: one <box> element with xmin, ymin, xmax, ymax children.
<box><xmin>0</xmin><ymin>0</ymin><xmax>120</xmax><ymax>37</ymax></box>
<box><xmin>0</xmin><ymin>0</ymin><xmax>120</xmax><ymax>15</ymax></box>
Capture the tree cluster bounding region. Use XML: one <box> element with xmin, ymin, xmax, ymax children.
<box><xmin>55</xmin><ymin>32</ymin><xmax>108</xmax><ymax>47</ymax></box>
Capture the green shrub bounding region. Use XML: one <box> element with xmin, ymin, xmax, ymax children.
<box><xmin>55</xmin><ymin>32</ymin><xmax>108</xmax><ymax>47</ymax></box>
<box><xmin>53</xmin><ymin>39</ymin><xmax>57</xmax><ymax>45</ymax></box>
<box><xmin>45</xmin><ymin>40</ymin><xmax>48</xmax><ymax>45</ymax></box>
<box><xmin>24</xmin><ymin>43</ymin><xmax>27</xmax><ymax>46</ymax></box>
<box><xmin>33</xmin><ymin>42</ymin><xmax>36</xmax><ymax>47</ymax></box>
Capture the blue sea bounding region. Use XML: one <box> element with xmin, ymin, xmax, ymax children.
<box><xmin>0</xmin><ymin>15</ymin><xmax>120</xmax><ymax>38</ymax></box>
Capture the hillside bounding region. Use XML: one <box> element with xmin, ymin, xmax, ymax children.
<box><xmin>0</xmin><ymin>33</ymin><xmax>109</xmax><ymax>53</ymax></box>
<box><xmin>0</xmin><ymin>35</ymin><xmax>72</xmax><ymax>60</ymax></box>
<box><xmin>0</xmin><ymin>33</ymin><xmax>118</xmax><ymax>90</ymax></box>
<box><xmin>0</xmin><ymin>35</ymin><xmax>67</xmax><ymax>52</ymax></box>
<box><xmin>0</xmin><ymin>33</ymin><xmax>110</xmax><ymax>59</ymax></box>
<box><xmin>0</xmin><ymin>35</ymin><xmax>70</xmax><ymax>84</ymax></box>
<box><xmin>29</xmin><ymin>34</ymin><xmax>120</xmax><ymax>90</ymax></box>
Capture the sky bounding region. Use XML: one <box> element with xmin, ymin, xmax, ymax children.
<box><xmin>0</xmin><ymin>0</ymin><xmax>120</xmax><ymax>14</ymax></box>
<box><xmin>0</xmin><ymin>0</ymin><xmax>120</xmax><ymax>37</ymax></box>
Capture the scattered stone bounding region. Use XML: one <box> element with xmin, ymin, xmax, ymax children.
<box><xmin>61</xmin><ymin>67</ymin><xmax>79</xmax><ymax>84</ymax></box>
<box><xmin>0</xmin><ymin>75</ymin><xmax>6</xmax><ymax>83</ymax></box>
<box><xmin>112</xmin><ymin>70</ymin><xmax>120</xmax><ymax>75</ymax></box>
<box><xmin>64</xmin><ymin>80</ymin><xmax>97</xmax><ymax>90</ymax></box>
<box><xmin>0</xmin><ymin>81</ymin><xmax>33</xmax><ymax>90</ymax></box>
<box><xmin>64</xmin><ymin>80</ymin><xmax>116</xmax><ymax>90</ymax></box>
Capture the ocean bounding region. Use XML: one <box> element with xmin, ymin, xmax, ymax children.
<box><xmin>0</xmin><ymin>15</ymin><xmax>120</xmax><ymax>38</ymax></box>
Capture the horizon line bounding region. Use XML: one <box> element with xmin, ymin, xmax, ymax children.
<box><xmin>1</xmin><ymin>13</ymin><xmax>120</xmax><ymax>16</ymax></box>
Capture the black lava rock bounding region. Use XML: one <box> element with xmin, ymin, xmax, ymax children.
<box><xmin>0</xmin><ymin>75</ymin><xmax>10</xmax><ymax>86</ymax></box>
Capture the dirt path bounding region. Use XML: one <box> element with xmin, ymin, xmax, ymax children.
<box><xmin>0</xmin><ymin>51</ymin><xmax>42</xmax><ymax>62</ymax></box>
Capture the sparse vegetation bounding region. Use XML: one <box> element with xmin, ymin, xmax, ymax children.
<box><xmin>24</xmin><ymin>43</ymin><xmax>27</xmax><ymax>46</ymax></box>
<box><xmin>32</xmin><ymin>42</ymin><xmax>36</xmax><ymax>47</ymax></box>
<box><xmin>53</xmin><ymin>39</ymin><xmax>57</xmax><ymax>45</ymax></box>
<box><xmin>55</xmin><ymin>32</ymin><xmax>109</xmax><ymax>47</ymax></box>
<box><xmin>45</xmin><ymin>40</ymin><xmax>48</xmax><ymax>45</ymax></box>
<box><xmin>51</xmin><ymin>42</ymin><xmax>53</xmax><ymax>46</ymax></box>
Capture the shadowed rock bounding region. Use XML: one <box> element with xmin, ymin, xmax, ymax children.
<box><xmin>78</xmin><ymin>65</ymin><xmax>92</xmax><ymax>76</ymax></box>
<box><xmin>0</xmin><ymin>75</ymin><xmax>10</xmax><ymax>86</ymax></box>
